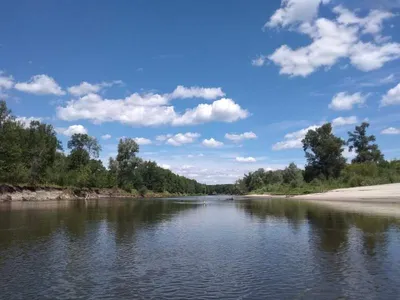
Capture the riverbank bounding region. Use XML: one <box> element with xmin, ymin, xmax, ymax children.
<box><xmin>0</xmin><ymin>184</ymin><xmax>187</xmax><ymax>202</ymax></box>
<box><xmin>246</xmin><ymin>183</ymin><xmax>400</xmax><ymax>217</ymax></box>
<box><xmin>247</xmin><ymin>183</ymin><xmax>400</xmax><ymax>203</ymax></box>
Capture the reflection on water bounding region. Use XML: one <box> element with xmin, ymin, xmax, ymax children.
<box><xmin>0</xmin><ymin>198</ymin><xmax>400</xmax><ymax>299</ymax></box>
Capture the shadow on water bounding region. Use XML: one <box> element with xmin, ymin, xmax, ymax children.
<box><xmin>0</xmin><ymin>199</ymin><xmax>199</xmax><ymax>249</ymax></box>
<box><xmin>236</xmin><ymin>199</ymin><xmax>400</xmax><ymax>255</ymax></box>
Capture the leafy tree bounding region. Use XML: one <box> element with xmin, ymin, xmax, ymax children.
<box><xmin>302</xmin><ymin>123</ymin><xmax>346</xmax><ymax>181</ymax></box>
<box><xmin>67</xmin><ymin>134</ymin><xmax>101</xmax><ymax>159</ymax></box>
<box><xmin>0</xmin><ymin>100</ymin><xmax>13</xmax><ymax>127</ymax></box>
<box><xmin>347</xmin><ymin>122</ymin><xmax>384</xmax><ymax>164</ymax></box>
<box><xmin>25</xmin><ymin>121</ymin><xmax>62</xmax><ymax>184</ymax></box>
<box><xmin>116</xmin><ymin>138</ymin><xmax>141</xmax><ymax>190</ymax></box>
<box><xmin>282</xmin><ymin>163</ymin><xmax>303</xmax><ymax>186</ymax></box>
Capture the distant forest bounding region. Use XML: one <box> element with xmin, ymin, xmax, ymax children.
<box><xmin>0</xmin><ymin>100</ymin><xmax>235</xmax><ymax>196</ymax></box>
<box><xmin>236</xmin><ymin>123</ymin><xmax>400</xmax><ymax>195</ymax></box>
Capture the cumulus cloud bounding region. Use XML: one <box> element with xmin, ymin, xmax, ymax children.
<box><xmin>169</xmin><ymin>85</ymin><xmax>225</xmax><ymax>100</ymax></box>
<box><xmin>202</xmin><ymin>138</ymin><xmax>224</xmax><ymax>148</ymax></box>
<box><xmin>101</xmin><ymin>134</ymin><xmax>112</xmax><ymax>140</ymax></box>
<box><xmin>15</xmin><ymin>116</ymin><xmax>42</xmax><ymax>128</ymax></box>
<box><xmin>133</xmin><ymin>137</ymin><xmax>152</xmax><ymax>145</ymax></box>
<box><xmin>331</xmin><ymin>116</ymin><xmax>358</xmax><ymax>127</ymax></box>
<box><xmin>273</xmin><ymin>117</ymin><xmax>357</xmax><ymax>150</ymax></box>
<box><xmin>251</xmin><ymin>55</ymin><xmax>267</xmax><ymax>67</ymax></box>
<box><xmin>57</xmin><ymin>91</ymin><xmax>248</xmax><ymax>127</ymax></box>
<box><xmin>172</xmin><ymin>98</ymin><xmax>249</xmax><ymax>126</ymax></box>
<box><xmin>236</xmin><ymin>156</ymin><xmax>257</xmax><ymax>163</ymax></box>
<box><xmin>225</xmin><ymin>131</ymin><xmax>257</xmax><ymax>142</ymax></box>
<box><xmin>329</xmin><ymin>92</ymin><xmax>367</xmax><ymax>110</ymax></box>
<box><xmin>68</xmin><ymin>80</ymin><xmax>122</xmax><ymax>96</ymax></box>
<box><xmin>165</xmin><ymin>132</ymin><xmax>201</xmax><ymax>146</ymax></box>
<box><xmin>266</xmin><ymin>0</ymin><xmax>331</xmax><ymax>28</ymax></box>
<box><xmin>333</xmin><ymin>6</ymin><xmax>394</xmax><ymax>38</ymax></box>
<box><xmin>349</xmin><ymin>42</ymin><xmax>400</xmax><ymax>71</ymax></box>
<box><xmin>56</xmin><ymin>125</ymin><xmax>88</xmax><ymax>136</ymax></box>
<box><xmin>381</xmin><ymin>83</ymin><xmax>400</xmax><ymax>106</ymax></box>
<box><xmin>381</xmin><ymin>127</ymin><xmax>400</xmax><ymax>134</ymax></box>
<box><xmin>342</xmin><ymin>146</ymin><xmax>356</xmax><ymax>161</ymax></box>
<box><xmin>273</xmin><ymin>125</ymin><xmax>319</xmax><ymax>150</ymax></box>
<box><xmin>15</xmin><ymin>74</ymin><xmax>65</xmax><ymax>95</ymax></box>
<box><xmin>0</xmin><ymin>72</ymin><xmax>14</xmax><ymax>90</ymax></box>
<box><xmin>266</xmin><ymin>6</ymin><xmax>400</xmax><ymax>76</ymax></box>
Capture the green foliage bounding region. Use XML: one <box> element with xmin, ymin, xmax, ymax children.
<box><xmin>0</xmin><ymin>100</ymin><xmax>213</xmax><ymax>195</ymax></box>
<box><xmin>303</xmin><ymin>123</ymin><xmax>346</xmax><ymax>181</ymax></box>
<box><xmin>237</xmin><ymin>122</ymin><xmax>400</xmax><ymax>195</ymax></box>
<box><xmin>347</xmin><ymin>122</ymin><xmax>384</xmax><ymax>164</ymax></box>
<box><xmin>67</xmin><ymin>134</ymin><xmax>101</xmax><ymax>159</ymax></box>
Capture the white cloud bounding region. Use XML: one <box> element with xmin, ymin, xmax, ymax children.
<box><xmin>380</xmin><ymin>74</ymin><xmax>396</xmax><ymax>84</ymax></box>
<box><xmin>133</xmin><ymin>137</ymin><xmax>152</xmax><ymax>145</ymax></box>
<box><xmin>172</xmin><ymin>98</ymin><xmax>249</xmax><ymax>126</ymax></box>
<box><xmin>343</xmin><ymin>146</ymin><xmax>356</xmax><ymax>161</ymax></box>
<box><xmin>381</xmin><ymin>83</ymin><xmax>400</xmax><ymax>106</ymax></box>
<box><xmin>57</xmin><ymin>93</ymin><xmax>248</xmax><ymax>127</ymax></box>
<box><xmin>156</xmin><ymin>134</ymin><xmax>173</xmax><ymax>142</ymax></box>
<box><xmin>165</xmin><ymin>132</ymin><xmax>200</xmax><ymax>146</ymax></box>
<box><xmin>266</xmin><ymin>0</ymin><xmax>331</xmax><ymax>28</ymax></box>
<box><xmin>16</xmin><ymin>116</ymin><xmax>42</xmax><ymax>128</ymax></box>
<box><xmin>266</xmin><ymin>6</ymin><xmax>400</xmax><ymax>76</ymax></box>
<box><xmin>273</xmin><ymin>125</ymin><xmax>319</xmax><ymax>150</ymax></box>
<box><xmin>251</xmin><ymin>55</ymin><xmax>267</xmax><ymax>67</ymax></box>
<box><xmin>334</xmin><ymin>6</ymin><xmax>394</xmax><ymax>40</ymax></box>
<box><xmin>225</xmin><ymin>131</ymin><xmax>257</xmax><ymax>142</ymax></box>
<box><xmin>68</xmin><ymin>80</ymin><xmax>123</xmax><ymax>96</ymax></box>
<box><xmin>202</xmin><ymin>138</ymin><xmax>224</xmax><ymax>148</ymax></box>
<box><xmin>68</xmin><ymin>82</ymin><xmax>102</xmax><ymax>96</ymax></box>
<box><xmin>160</xmin><ymin>164</ymin><xmax>171</xmax><ymax>170</ymax></box>
<box><xmin>0</xmin><ymin>72</ymin><xmax>14</xmax><ymax>90</ymax></box>
<box><xmin>15</xmin><ymin>74</ymin><xmax>65</xmax><ymax>95</ymax></box>
<box><xmin>381</xmin><ymin>127</ymin><xmax>400</xmax><ymax>134</ymax></box>
<box><xmin>101</xmin><ymin>134</ymin><xmax>112</xmax><ymax>140</ymax></box>
<box><xmin>56</xmin><ymin>125</ymin><xmax>88</xmax><ymax>137</ymax></box>
<box><xmin>332</xmin><ymin>116</ymin><xmax>358</xmax><ymax>127</ymax></box>
<box><xmin>236</xmin><ymin>156</ymin><xmax>257</xmax><ymax>163</ymax></box>
<box><xmin>349</xmin><ymin>42</ymin><xmax>400</xmax><ymax>71</ymax></box>
<box><xmin>329</xmin><ymin>92</ymin><xmax>367</xmax><ymax>110</ymax></box>
<box><xmin>273</xmin><ymin>117</ymin><xmax>356</xmax><ymax>150</ymax></box>
<box><xmin>269</xmin><ymin>18</ymin><xmax>358</xmax><ymax>76</ymax></box>
<box><xmin>169</xmin><ymin>85</ymin><xmax>225</xmax><ymax>100</ymax></box>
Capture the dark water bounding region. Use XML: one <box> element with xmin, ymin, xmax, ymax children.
<box><xmin>1</xmin><ymin>197</ymin><xmax>400</xmax><ymax>300</ymax></box>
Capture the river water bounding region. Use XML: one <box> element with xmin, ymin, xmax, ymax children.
<box><xmin>1</xmin><ymin>197</ymin><xmax>400</xmax><ymax>300</ymax></box>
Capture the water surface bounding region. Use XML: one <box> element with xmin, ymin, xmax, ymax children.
<box><xmin>1</xmin><ymin>197</ymin><xmax>400</xmax><ymax>299</ymax></box>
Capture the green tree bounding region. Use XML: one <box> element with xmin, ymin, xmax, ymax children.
<box><xmin>302</xmin><ymin>123</ymin><xmax>346</xmax><ymax>181</ymax></box>
<box><xmin>67</xmin><ymin>134</ymin><xmax>101</xmax><ymax>159</ymax></box>
<box><xmin>25</xmin><ymin>121</ymin><xmax>61</xmax><ymax>184</ymax></box>
<box><xmin>116</xmin><ymin>138</ymin><xmax>141</xmax><ymax>190</ymax></box>
<box><xmin>347</xmin><ymin>122</ymin><xmax>384</xmax><ymax>164</ymax></box>
<box><xmin>282</xmin><ymin>163</ymin><xmax>303</xmax><ymax>186</ymax></box>
<box><xmin>67</xmin><ymin>134</ymin><xmax>101</xmax><ymax>170</ymax></box>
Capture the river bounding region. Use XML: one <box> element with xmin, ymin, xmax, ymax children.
<box><xmin>1</xmin><ymin>197</ymin><xmax>400</xmax><ymax>299</ymax></box>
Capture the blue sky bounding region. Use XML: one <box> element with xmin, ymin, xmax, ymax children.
<box><xmin>1</xmin><ymin>0</ymin><xmax>400</xmax><ymax>184</ymax></box>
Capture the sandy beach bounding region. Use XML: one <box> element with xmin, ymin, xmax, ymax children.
<box><xmin>246</xmin><ymin>183</ymin><xmax>400</xmax><ymax>217</ymax></box>
<box><xmin>247</xmin><ymin>183</ymin><xmax>400</xmax><ymax>202</ymax></box>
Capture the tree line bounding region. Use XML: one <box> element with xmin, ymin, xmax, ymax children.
<box><xmin>0</xmin><ymin>100</ymin><xmax>230</xmax><ymax>195</ymax></box>
<box><xmin>236</xmin><ymin>122</ymin><xmax>400</xmax><ymax>195</ymax></box>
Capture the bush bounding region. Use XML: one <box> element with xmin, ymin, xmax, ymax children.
<box><xmin>139</xmin><ymin>186</ymin><xmax>148</xmax><ymax>197</ymax></box>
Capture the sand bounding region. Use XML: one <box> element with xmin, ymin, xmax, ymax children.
<box><xmin>247</xmin><ymin>183</ymin><xmax>400</xmax><ymax>202</ymax></box>
<box><xmin>246</xmin><ymin>183</ymin><xmax>400</xmax><ymax>217</ymax></box>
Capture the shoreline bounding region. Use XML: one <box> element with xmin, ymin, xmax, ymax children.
<box><xmin>246</xmin><ymin>183</ymin><xmax>400</xmax><ymax>203</ymax></box>
<box><xmin>245</xmin><ymin>183</ymin><xmax>400</xmax><ymax>217</ymax></box>
<box><xmin>0</xmin><ymin>184</ymin><xmax>189</xmax><ymax>202</ymax></box>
